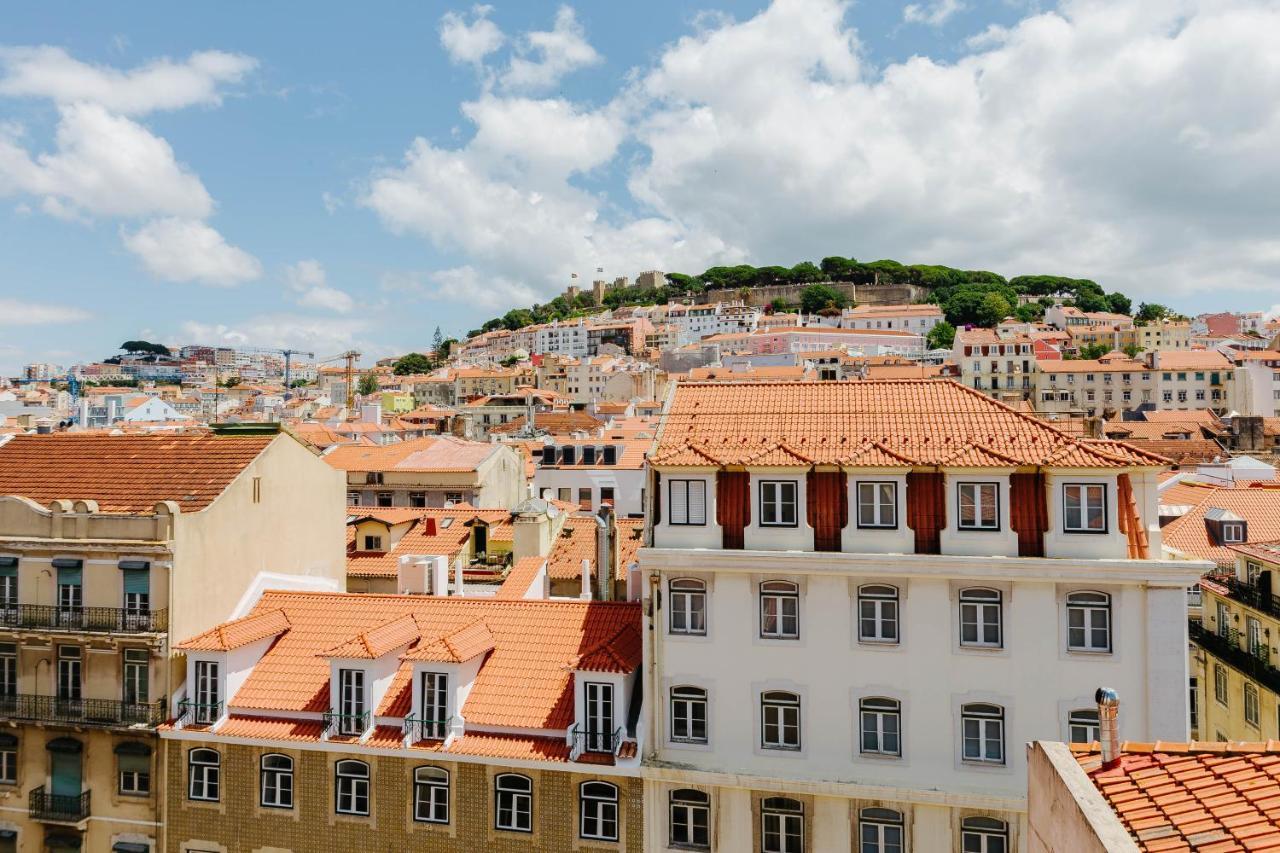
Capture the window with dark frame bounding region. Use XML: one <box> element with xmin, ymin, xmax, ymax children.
<box><xmin>957</xmin><ymin>482</ymin><xmax>999</xmax><ymax>530</ymax></box>
<box><xmin>860</xmin><ymin>697</ymin><xmax>901</xmax><ymax>757</ymax></box>
<box><xmin>761</xmin><ymin>797</ymin><xmax>804</xmax><ymax>853</ymax></box>
<box><xmin>961</xmin><ymin>816</ymin><xmax>1008</xmax><ymax>853</ymax></box>
<box><xmin>857</xmin><ymin>482</ymin><xmax>897</xmax><ymax>528</ymax></box>
<box><xmin>859</xmin><ymin>807</ymin><xmax>905</xmax><ymax>853</ymax></box>
<box><xmin>413</xmin><ymin>766</ymin><xmax>449</xmax><ymax>824</ymax></box>
<box><xmin>669</xmin><ymin>480</ymin><xmax>707</xmax><ymax>526</ymax></box>
<box><xmin>761</xmin><ymin>691</ymin><xmax>801</xmax><ymax>751</ymax></box>
<box><xmin>334</xmin><ymin>759</ymin><xmax>370</xmax><ymax>816</ymax></box>
<box><xmin>671</xmin><ymin>686</ymin><xmax>708</xmax><ymax>744</ymax></box>
<box><xmin>1063</xmin><ymin>483</ymin><xmax>1107</xmax><ymax>532</ymax></box>
<box><xmin>1066</xmin><ymin>591</ymin><xmax>1111</xmax><ymax>652</ymax></box>
<box><xmin>759</xmin><ymin>480</ymin><xmax>798</xmax><ymax>527</ymax></box>
<box><xmin>187</xmin><ymin>748</ymin><xmax>220</xmax><ymax>801</ymax></box>
<box><xmin>495</xmin><ymin>773</ymin><xmax>533</xmax><ymax>832</ymax></box>
<box><xmin>669</xmin><ymin>788</ymin><xmax>710</xmax><ymax>849</ymax></box>
<box><xmin>579</xmin><ymin>781</ymin><xmax>619</xmax><ymax>842</ymax></box>
<box><xmin>260</xmin><ymin>753</ymin><xmax>293</xmax><ymax>809</ymax></box>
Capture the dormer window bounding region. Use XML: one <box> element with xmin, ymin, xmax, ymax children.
<box><xmin>192</xmin><ymin>660</ymin><xmax>220</xmax><ymax>725</ymax></box>
<box><xmin>365</xmin><ymin>472</ymin><xmax>383</xmax><ymax>485</ymax></box>
<box><xmin>759</xmin><ymin>481</ymin><xmax>798</xmax><ymax>527</ymax></box>
<box><xmin>335</xmin><ymin>669</ymin><xmax>367</xmax><ymax>736</ymax></box>
<box><xmin>420</xmin><ymin>672</ymin><xmax>449</xmax><ymax>740</ymax></box>
<box><xmin>1222</xmin><ymin>522</ymin><xmax>1245</xmax><ymax>543</ymax></box>
<box><xmin>958</xmin><ymin>483</ymin><xmax>999</xmax><ymax>530</ymax></box>
<box><xmin>582</xmin><ymin>445</ymin><xmax>597</xmax><ymax>465</ymax></box>
<box><xmin>363</xmin><ymin>535</ymin><xmax>383</xmax><ymax>551</ymax></box>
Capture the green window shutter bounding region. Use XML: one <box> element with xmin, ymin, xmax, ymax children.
<box><xmin>117</xmin><ymin>753</ymin><xmax>149</xmax><ymax>774</ymax></box>
<box><xmin>0</xmin><ymin>557</ymin><xmax>15</xmax><ymax>577</ymax></box>
<box><xmin>122</xmin><ymin>569</ymin><xmax>149</xmax><ymax>595</ymax></box>
<box><xmin>56</xmin><ymin>567</ymin><xmax>82</xmax><ymax>586</ymax></box>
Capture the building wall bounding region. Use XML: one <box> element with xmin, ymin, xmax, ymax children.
<box><xmin>534</xmin><ymin>468</ymin><xmax>645</xmax><ymax>518</ymax></box>
<box><xmin>1194</xmin><ymin>578</ymin><xmax>1280</xmax><ymax>742</ymax></box>
<box><xmin>1024</xmin><ymin>742</ymin><xmax>1138</xmax><ymax>853</ymax></box>
<box><xmin>171</xmin><ymin>434</ymin><xmax>346</xmax><ymax>643</ymax></box>
<box><xmin>162</xmin><ymin>741</ymin><xmax>643</xmax><ymax>852</ymax></box>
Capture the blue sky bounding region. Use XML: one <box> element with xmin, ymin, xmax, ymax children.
<box><xmin>1</xmin><ymin>0</ymin><xmax>1278</xmax><ymax>374</ymax></box>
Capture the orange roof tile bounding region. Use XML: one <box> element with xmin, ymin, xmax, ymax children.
<box><xmin>403</xmin><ymin>618</ymin><xmax>495</xmax><ymax>664</ymax></box>
<box><xmin>495</xmin><ymin>556</ymin><xmax>547</xmax><ymax>599</ymax></box>
<box><xmin>324</xmin><ymin>436</ymin><xmax>498</xmax><ymax>473</ymax></box>
<box><xmin>574</xmin><ymin>623</ymin><xmax>642</xmax><ymax>673</ymax></box>
<box><xmin>1076</xmin><ymin>742</ymin><xmax>1280</xmax><ymax>850</ymax></box>
<box><xmin>654</xmin><ymin>379</ymin><xmax>1164</xmax><ymax>470</ymax></box>
<box><xmin>0</xmin><ymin>432</ymin><xmax>274</xmax><ymax>513</ymax></box>
<box><xmin>489</xmin><ymin>411</ymin><xmax>605</xmax><ymax>436</ymax></box>
<box><xmin>176</xmin><ymin>609</ymin><xmax>290</xmax><ymax>651</ymax></box>
<box><xmin>346</xmin><ymin>508</ymin><xmax>512</xmax><ymax>579</ymax></box>
<box><xmin>322</xmin><ymin>613</ymin><xmax>420</xmax><ymax>659</ymax></box>
<box><xmin>545</xmin><ymin>517</ymin><xmax>644</xmax><ymax>582</ymax></box>
<box><xmin>201</xmin><ymin>591</ymin><xmax>640</xmax><ymax>730</ymax></box>
<box><xmin>1163</xmin><ymin>489</ymin><xmax>1280</xmax><ymax>568</ymax></box>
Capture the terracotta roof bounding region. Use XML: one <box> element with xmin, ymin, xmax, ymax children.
<box><xmin>1230</xmin><ymin>541</ymin><xmax>1280</xmax><ymax>565</ymax></box>
<box><xmin>1154</xmin><ymin>350</ymin><xmax>1233</xmax><ymax>370</ymax></box>
<box><xmin>574</xmin><ymin>623</ymin><xmax>642</xmax><ymax>673</ymax></box>
<box><xmin>1163</xmin><ymin>488</ymin><xmax>1280</xmax><ymax>567</ymax></box>
<box><xmin>176</xmin><ymin>609</ymin><xmax>290</xmax><ymax>651</ymax></box>
<box><xmin>0</xmin><ymin>432</ymin><xmax>274</xmax><ymax>513</ymax></box>
<box><xmin>653</xmin><ymin>380</ymin><xmax>1166</xmax><ymax>469</ymax></box>
<box><xmin>403</xmin><ymin>618</ymin><xmax>495</xmax><ymax>663</ymax></box>
<box><xmin>1105</xmin><ymin>420</ymin><xmax>1219</xmax><ymax>441</ymax></box>
<box><xmin>1074</xmin><ymin>741</ymin><xmax>1280</xmax><ymax>851</ymax></box>
<box><xmin>346</xmin><ymin>508</ymin><xmax>512</xmax><ymax>579</ymax></box>
<box><xmin>324</xmin><ymin>436</ymin><xmax>498</xmax><ymax>473</ymax></box>
<box><xmin>209</xmin><ymin>590</ymin><xmax>641</xmax><ymax>730</ymax></box>
<box><xmin>322</xmin><ymin>614</ymin><xmax>421</xmax><ymax>659</ymax></box>
<box><xmin>1143</xmin><ymin>409</ymin><xmax>1222</xmax><ymax>425</ymax></box>
<box><xmin>495</xmin><ymin>556</ymin><xmax>547</xmax><ymax>599</ymax></box>
<box><xmin>489</xmin><ymin>411</ymin><xmax>605</xmax><ymax>436</ymax></box>
<box><xmin>1118</xmin><ymin>439</ymin><xmax>1223</xmax><ymax>465</ymax></box>
<box><xmin>546</xmin><ymin>517</ymin><xmax>644</xmax><ymax>582</ymax></box>
<box><xmin>535</xmin><ymin>438</ymin><xmax>649</xmax><ymax>470</ymax></box>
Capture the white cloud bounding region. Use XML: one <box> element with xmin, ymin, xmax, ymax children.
<box><xmin>321</xmin><ymin>190</ymin><xmax>341</xmax><ymax>214</ymax></box>
<box><xmin>0</xmin><ymin>103</ymin><xmax>212</xmax><ymax>219</ymax></box>
<box><xmin>0</xmin><ymin>299</ymin><xmax>91</xmax><ymax>326</ymax></box>
<box><xmin>462</xmin><ymin>95</ymin><xmax>625</xmax><ymax>177</ymax></box>
<box><xmin>179</xmin><ymin>315</ymin><xmax>370</xmax><ymax>355</ymax></box>
<box><xmin>440</xmin><ymin>5</ymin><xmax>506</xmax><ymax>66</ymax></box>
<box><xmin>284</xmin><ymin>259</ymin><xmax>355</xmax><ymax>313</ymax></box>
<box><xmin>903</xmin><ymin>0</ymin><xmax>965</xmax><ymax>27</ymax></box>
<box><xmin>122</xmin><ymin>218</ymin><xmax>262</xmax><ymax>286</ymax></box>
<box><xmin>0</xmin><ymin>46</ymin><xmax>256</xmax><ymax>115</ymax></box>
<box><xmin>500</xmin><ymin>6</ymin><xmax>601</xmax><ymax>92</ymax></box>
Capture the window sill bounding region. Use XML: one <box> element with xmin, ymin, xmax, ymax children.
<box><xmin>1066</xmin><ymin>647</ymin><xmax>1112</xmax><ymax>656</ymax></box>
<box><xmin>857</xmin><ymin>638</ymin><xmax>900</xmax><ymax>648</ymax></box>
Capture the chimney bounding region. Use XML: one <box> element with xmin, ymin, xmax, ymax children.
<box><xmin>595</xmin><ymin>504</ymin><xmax>616</xmax><ymax>602</ymax></box>
<box><xmin>513</xmin><ymin>501</ymin><xmax>554</xmax><ymax>560</ymax></box>
<box><xmin>580</xmin><ymin>558</ymin><xmax>591</xmax><ymax>600</ymax></box>
<box><xmin>421</xmin><ymin>517</ymin><xmax>437</xmax><ymax>537</ymax></box>
<box><xmin>454</xmin><ymin>555</ymin><xmax>465</xmax><ymax>597</ymax></box>
<box><xmin>1096</xmin><ymin>687</ymin><xmax>1120</xmax><ymax>767</ymax></box>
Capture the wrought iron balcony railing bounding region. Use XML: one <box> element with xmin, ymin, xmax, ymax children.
<box><xmin>29</xmin><ymin>786</ymin><xmax>90</xmax><ymax>822</ymax></box>
<box><xmin>1216</xmin><ymin>577</ymin><xmax>1280</xmax><ymax>621</ymax></box>
<box><xmin>1190</xmin><ymin>621</ymin><xmax>1280</xmax><ymax>695</ymax></box>
<box><xmin>0</xmin><ymin>604</ymin><xmax>167</xmax><ymax>634</ymax></box>
<box><xmin>323</xmin><ymin>709</ymin><xmax>369</xmax><ymax>738</ymax></box>
<box><xmin>570</xmin><ymin>723</ymin><xmax>624</xmax><ymax>756</ymax></box>
<box><xmin>0</xmin><ymin>693</ymin><xmax>164</xmax><ymax>728</ymax></box>
<box><xmin>177</xmin><ymin>698</ymin><xmax>223</xmax><ymax>727</ymax></box>
<box><xmin>403</xmin><ymin>714</ymin><xmax>454</xmax><ymax>742</ymax></box>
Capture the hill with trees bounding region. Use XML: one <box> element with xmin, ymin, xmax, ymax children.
<box><xmin>464</xmin><ymin>256</ymin><xmax>1138</xmax><ymax>338</ymax></box>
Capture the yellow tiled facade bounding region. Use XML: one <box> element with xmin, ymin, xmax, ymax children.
<box><xmin>161</xmin><ymin>740</ymin><xmax>642</xmax><ymax>852</ymax></box>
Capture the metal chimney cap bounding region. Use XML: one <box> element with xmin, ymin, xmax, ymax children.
<box><xmin>1095</xmin><ymin>687</ymin><xmax>1120</xmax><ymax>706</ymax></box>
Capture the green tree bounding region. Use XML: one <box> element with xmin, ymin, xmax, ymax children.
<box><xmin>392</xmin><ymin>353</ymin><xmax>434</xmax><ymax>375</ymax></box>
<box><xmin>120</xmin><ymin>340</ymin><xmax>170</xmax><ymax>356</ymax></box>
<box><xmin>502</xmin><ymin>308</ymin><xmax>535</xmax><ymax>330</ymax></box>
<box><xmin>768</xmin><ymin>298</ymin><xmax>792</xmax><ymax>314</ymax></box>
<box><xmin>1105</xmin><ymin>292</ymin><xmax>1132</xmax><ymax>315</ymax></box>
<box><xmin>800</xmin><ymin>283</ymin><xmax>848</xmax><ymax>314</ymax></box>
<box><xmin>438</xmin><ymin>338</ymin><xmax>458</xmax><ymax>359</ymax></box>
<box><xmin>1122</xmin><ymin>343</ymin><xmax>1141</xmax><ymax>358</ymax></box>
<box><xmin>1071</xmin><ymin>343</ymin><xmax>1111</xmax><ymax>360</ymax></box>
<box><xmin>788</xmin><ymin>261</ymin><xmax>824</xmax><ymax>283</ymax></box>
<box><xmin>977</xmin><ymin>292</ymin><xmax>1013</xmax><ymax>326</ymax></box>
<box><xmin>432</xmin><ymin>326</ymin><xmax>444</xmax><ymax>352</ymax></box>
<box><xmin>357</xmin><ymin>372</ymin><xmax>379</xmax><ymax>397</ymax></box>
<box><xmin>666</xmin><ymin>272</ymin><xmax>700</xmax><ymax>291</ymax></box>
<box><xmin>819</xmin><ymin>256</ymin><xmax>859</xmax><ymax>280</ymax></box>
<box><xmin>500</xmin><ymin>354</ymin><xmax>520</xmax><ymax>367</ymax></box>
<box><xmin>219</xmin><ymin>375</ymin><xmax>241</xmax><ymax>388</ymax></box>
<box><xmin>926</xmin><ymin>320</ymin><xmax>956</xmax><ymax>350</ymax></box>
<box><xmin>1134</xmin><ymin>302</ymin><xmax>1170</xmax><ymax>325</ymax></box>
<box><xmin>1014</xmin><ymin>303</ymin><xmax>1042</xmax><ymax>323</ymax></box>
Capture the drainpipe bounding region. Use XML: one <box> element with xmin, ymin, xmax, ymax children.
<box><xmin>1096</xmin><ymin>686</ymin><xmax>1121</xmax><ymax>768</ymax></box>
<box><xmin>646</xmin><ymin>571</ymin><xmax>662</xmax><ymax>762</ymax></box>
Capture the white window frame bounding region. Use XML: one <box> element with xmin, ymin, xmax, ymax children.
<box><xmin>187</xmin><ymin>748</ymin><xmax>220</xmax><ymax>802</ymax></box>
<box><xmin>1066</xmin><ymin>591</ymin><xmax>1111</xmax><ymax>653</ymax></box>
<box><xmin>959</xmin><ymin>588</ymin><xmax>1003</xmax><ymax>649</ymax></box>
<box><xmin>260</xmin><ymin>753</ymin><xmax>293</xmax><ymax>809</ymax></box>
<box><xmin>669</xmin><ymin>578</ymin><xmax>707</xmax><ymax>636</ymax></box>
<box><xmin>1246</xmin><ymin>683</ymin><xmax>1260</xmax><ymax>728</ymax></box>
<box><xmin>961</xmin><ymin>703</ymin><xmax>1005</xmax><ymax>765</ymax></box>
<box><xmin>668</xmin><ymin>480</ymin><xmax>707</xmax><ymax>526</ymax></box>
<box><xmin>0</xmin><ymin>740</ymin><xmax>14</xmax><ymax>785</ymax></box>
<box><xmin>759</xmin><ymin>480</ymin><xmax>798</xmax><ymax>527</ymax></box>
<box><xmin>958</xmin><ymin>482</ymin><xmax>1000</xmax><ymax>530</ymax></box>
<box><xmin>761</xmin><ymin>691</ymin><xmax>801</xmax><ymax>751</ymax></box>
<box><xmin>859</xmin><ymin>697</ymin><xmax>901</xmax><ymax>757</ymax></box>
<box><xmin>495</xmin><ymin>773</ymin><xmax>533</xmax><ymax>833</ymax></box>
<box><xmin>858</xmin><ymin>584</ymin><xmax>899</xmax><ymax>644</ymax></box>
<box><xmin>961</xmin><ymin>817</ymin><xmax>1009</xmax><ymax>853</ymax></box>
<box><xmin>193</xmin><ymin>659</ymin><xmax>220</xmax><ymax>724</ymax></box>
<box><xmin>1222</xmin><ymin>522</ymin><xmax>1245</xmax><ymax>543</ymax></box>
<box><xmin>760</xmin><ymin>797</ymin><xmax>804</xmax><ymax>853</ymax></box>
<box><xmin>671</xmin><ymin>686</ymin><xmax>708</xmax><ymax>745</ymax></box>
<box><xmin>579</xmin><ymin>781</ymin><xmax>619</xmax><ymax>842</ymax></box>
<box><xmin>1063</xmin><ymin>483</ymin><xmax>1107</xmax><ymax>533</ymax></box>
<box><xmin>1068</xmin><ymin>709</ymin><xmax>1100</xmax><ymax>744</ymax></box>
<box><xmin>669</xmin><ymin>788</ymin><xmax>710</xmax><ymax>850</ymax></box>
<box><xmin>334</xmin><ymin>759</ymin><xmax>370</xmax><ymax>816</ymax></box>
<box><xmin>856</xmin><ymin>482</ymin><xmax>897</xmax><ymax>529</ymax></box>
<box><xmin>337</xmin><ymin>669</ymin><xmax>366</xmax><ymax>736</ymax></box>
<box><xmin>760</xmin><ymin>581</ymin><xmax>799</xmax><ymax>640</ymax></box>
<box><xmin>859</xmin><ymin>807</ymin><xmax>905</xmax><ymax>853</ymax></box>
<box><xmin>1214</xmin><ymin>663</ymin><xmax>1229</xmax><ymax>706</ymax></box>
<box><xmin>413</xmin><ymin>766</ymin><xmax>449</xmax><ymax>824</ymax></box>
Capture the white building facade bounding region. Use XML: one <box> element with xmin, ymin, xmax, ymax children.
<box><xmin>638</xmin><ymin>379</ymin><xmax>1204</xmax><ymax>853</ymax></box>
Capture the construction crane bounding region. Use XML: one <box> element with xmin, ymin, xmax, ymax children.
<box><xmin>230</xmin><ymin>346</ymin><xmax>315</xmax><ymax>397</ymax></box>
<box><xmin>317</xmin><ymin>351</ymin><xmax>363</xmax><ymax>410</ymax></box>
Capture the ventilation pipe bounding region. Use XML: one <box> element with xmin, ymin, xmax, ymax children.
<box><xmin>1096</xmin><ymin>686</ymin><xmax>1120</xmax><ymax>767</ymax></box>
<box><xmin>595</xmin><ymin>504</ymin><xmax>616</xmax><ymax>602</ymax></box>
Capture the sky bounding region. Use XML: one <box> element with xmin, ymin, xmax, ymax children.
<box><xmin>1</xmin><ymin>0</ymin><xmax>1279</xmax><ymax>375</ymax></box>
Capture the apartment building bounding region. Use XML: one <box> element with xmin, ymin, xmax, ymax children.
<box><xmin>1233</xmin><ymin>349</ymin><xmax>1280</xmax><ymax>417</ymax></box>
<box><xmin>840</xmin><ymin>304</ymin><xmax>944</xmax><ymax>335</ymax></box>
<box><xmin>564</xmin><ymin>357</ymin><xmax>657</xmax><ymax>405</ymax></box>
<box><xmin>159</xmin><ymin>591</ymin><xmax>644</xmax><ymax>852</ymax></box>
<box><xmin>326</xmin><ymin>436</ymin><xmax>524</xmax><ymax>510</ymax></box>
<box><xmin>535</xmin><ymin>319</ymin><xmax>592</xmax><ymax>358</ymax></box>
<box><xmin>1190</xmin><ymin>542</ymin><xmax>1280</xmax><ymax>743</ymax></box>
<box><xmin>0</xmin><ymin>428</ymin><xmax>345</xmax><ymax>853</ymax></box>
<box><xmin>452</xmin><ymin>367</ymin><xmax>530</xmax><ymax>404</ymax></box>
<box><xmin>1148</xmin><ymin>350</ymin><xmax>1241</xmax><ymax>413</ymax></box>
<box><xmin>533</xmin><ymin>438</ymin><xmax>648</xmax><ymax>517</ymax></box>
<box><xmin>1034</xmin><ymin>353</ymin><xmax>1153</xmax><ymax>418</ymax></box>
<box><xmin>639</xmin><ymin>379</ymin><xmax>1204</xmax><ymax>852</ymax></box>
<box><xmin>952</xmin><ymin>328</ymin><xmax>1038</xmax><ymax>401</ymax></box>
<box><xmin>664</xmin><ymin>303</ymin><xmax>760</xmax><ymax>346</ymax></box>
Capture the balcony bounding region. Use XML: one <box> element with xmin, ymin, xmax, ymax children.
<box><xmin>0</xmin><ymin>694</ymin><xmax>165</xmax><ymax>729</ymax></box>
<box><xmin>1215</xmin><ymin>576</ymin><xmax>1280</xmax><ymax>620</ymax></box>
<box><xmin>1189</xmin><ymin>621</ymin><xmax>1280</xmax><ymax>695</ymax></box>
<box><xmin>403</xmin><ymin>714</ymin><xmax>454</xmax><ymax>743</ymax></box>
<box><xmin>570</xmin><ymin>724</ymin><xmax>624</xmax><ymax>757</ymax></box>
<box><xmin>323</xmin><ymin>709</ymin><xmax>369</xmax><ymax>738</ymax></box>
<box><xmin>177</xmin><ymin>699</ymin><xmax>222</xmax><ymax>727</ymax></box>
<box><xmin>29</xmin><ymin>786</ymin><xmax>90</xmax><ymax>823</ymax></box>
<box><xmin>0</xmin><ymin>605</ymin><xmax>167</xmax><ymax>635</ymax></box>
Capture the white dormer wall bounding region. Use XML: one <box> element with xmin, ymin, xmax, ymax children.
<box><xmin>743</xmin><ymin>470</ymin><xmax>811</xmax><ymax>551</ymax></box>
<box><xmin>843</xmin><ymin>472</ymin><xmax>912</xmax><ymax>554</ymax></box>
<box><xmin>572</xmin><ymin>669</ymin><xmax>635</xmax><ymax>740</ymax></box>
<box><xmin>409</xmin><ymin>654</ymin><xmax>485</xmax><ymax>730</ymax></box>
<box><xmin>329</xmin><ymin>643</ymin><xmax>411</xmax><ymax>720</ymax></box>
<box><xmin>1042</xmin><ymin>473</ymin><xmax>1129</xmax><ymax>560</ymax></box>
<box><xmin>183</xmin><ymin>633</ymin><xmax>279</xmax><ymax>719</ymax></box>
<box><xmin>939</xmin><ymin>471</ymin><xmax>1020</xmax><ymax>557</ymax></box>
<box><xmin>653</xmin><ymin>471</ymin><xmax>720</xmax><ymax>549</ymax></box>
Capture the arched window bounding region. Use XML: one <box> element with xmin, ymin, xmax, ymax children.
<box><xmin>670</xmin><ymin>578</ymin><xmax>707</xmax><ymax>635</ymax></box>
<box><xmin>579</xmin><ymin>781</ymin><xmax>619</xmax><ymax>841</ymax></box>
<box><xmin>859</xmin><ymin>697</ymin><xmax>901</xmax><ymax>756</ymax></box>
<box><xmin>495</xmin><ymin>773</ymin><xmax>532</xmax><ymax>833</ymax></box>
<box><xmin>669</xmin><ymin>789</ymin><xmax>710</xmax><ymax>849</ymax></box>
<box><xmin>670</xmin><ymin>686</ymin><xmax>708</xmax><ymax>744</ymax></box>
<box><xmin>260</xmin><ymin>753</ymin><xmax>293</xmax><ymax>809</ymax></box>
<box><xmin>961</xmin><ymin>816</ymin><xmax>1008</xmax><ymax>853</ymax></box>
<box><xmin>960</xmin><ymin>704</ymin><xmax>1005</xmax><ymax>765</ymax></box>
<box><xmin>761</xmin><ymin>797</ymin><xmax>804</xmax><ymax>853</ymax></box>
<box><xmin>334</xmin><ymin>759</ymin><xmax>369</xmax><ymax>816</ymax></box>
<box><xmin>959</xmin><ymin>588</ymin><xmax>1002</xmax><ymax>648</ymax></box>
<box><xmin>1066</xmin><ymin>591</ymin><xmax>1111</xmax><ymax>652</ymax></box>
<box><xmin>413</xmin><ymin>766</ymin><xmax>449</xmax><ymax>824</ymax></box>
<box><xmin>859</xmin><ymin>807</ymin><xmax>904</xmax><ymax>853</ymax></box>
<box><xmin>760</xmin><ymin>581</ymin><xmax>799</xmax><ymax>639</ymax></box>
<box><xmin>857</xmin><ymin>584</ymin><xmax>899</xmax><ymax>644</ymax></box>
<box><xmin>761</xmin><ymin>691</ymin><xmax>801</xmax><ymax>751</ymax></box>
<box><xmin>1068</xmin><ymin>709</ymin><xmax>1100</xmax><ymax>744</ymax></box>
<box><xmin>187</xmin><ymin>748</ymin><xmax>220</xmax><ymax>802</ymax></box>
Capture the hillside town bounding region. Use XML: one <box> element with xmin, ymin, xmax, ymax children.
<box><xmin>2</xmin><ymin>268</ymin><xmax>1280</xmax><ymax>851</ymax></box>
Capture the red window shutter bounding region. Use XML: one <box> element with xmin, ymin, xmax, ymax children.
<box><xmin>906</xmin><ymin>472</ymin><xmax>944</xmax><ymax>554</ymax></box>
<box><xmin>1009</xmin><ymin>472</ymin><xmax>1047</xmax><ymax>557</ymax></box>
<box><xmin>807</xmin><ymin>470</ymin><xmax>845</xmax><ymax>552</ymax></box>
<box><xmin>716</xmin><ymin>471</ymin><xmax>749</xmax><ymax>550</ymax></box>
